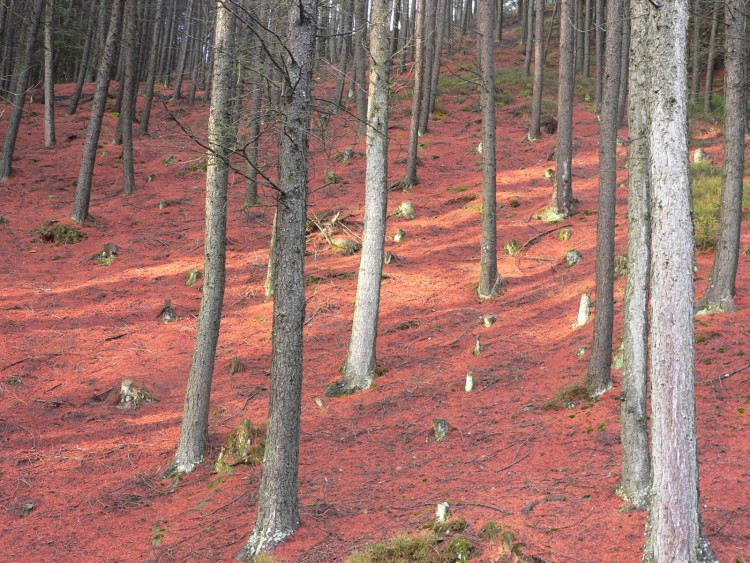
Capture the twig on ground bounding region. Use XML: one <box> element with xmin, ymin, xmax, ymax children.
<box><xmin>697</xmin><ymin>361</ymin><xmax>750</xmax><ymax>385</ymax></box>
<box><xmin>523</xmin><ymin>495</ymin><xmax>566</xmax><ymax>514</ymax></box>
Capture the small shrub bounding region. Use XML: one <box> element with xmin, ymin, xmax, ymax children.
<box><xmin>32</xmin><ymin>222</ymin><xmax>85</xmax><ymax>245</ymax></box>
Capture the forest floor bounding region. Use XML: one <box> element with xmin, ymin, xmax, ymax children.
<box><xmin>1</xmin><ymin>30</ymin><xmax>749</xmax><ymax>563</ymax></box>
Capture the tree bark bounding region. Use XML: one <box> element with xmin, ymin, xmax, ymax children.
<box><xmin>702</xmin><ymin>0</ymin><xmax>719</xmax><ymax>113</ymax></box>
<box><xmin>328</xmin><ymin>0</ymin><xmax>392</xmax><ymax>396</ymax></box>
<box><xmin>70</xmin><ymin>0</ymin><xmax>123</xmax><ymax>223</ymax></box>
<box><xmin>237</xmin><ymin>0</ymin><xmax>317</xmax><ymax>556</ymax></box>
<box><xmin>643</xmin><ymin>0</ymin><xmax>716</xmax><ymax>559</ymax></box>
<box><xmin>120</xmin><ymin>0</ymin><xmax>137</xmax><ymax>196</ymax></box>
<box><xmin>400</xmin><ymin>0</ymin><xmax>426</xmax><ymax>188</ymax></box>
<box><xmin>43</xmin><ymin>0</ymin><xmax>55</xmax><ymax>148</ymax></box>
<box><xmin>163</xmin><ymin>0</ymin><xmax>235</xmax><ymax>479</ymax></box>
<box><xmin>582</xmin><ymin>0</ymin><xmax>591</xmax><ymax>77</ymax></box>
<box><xmin>139</xmin><ymin>0</ymin><xmax>165</xmax><ymax>135</ymax></box>
<box><xmin>697</xmin><ymin>0</ymin><xmax>746</xmax><ymax>313</ymax></box>
<box><xmin>478</xmin><ymin>0</ymin><xmax>502</xmax><ymax>299</ymax></box>
<box><xmin>418</xmin><ymin>0</ymin><xmax>436</xmax><ymax>135</ymax></box>
<box><xmin>523</xmin><ymin>0</ymin><xmax>534</xmax><ymax>76</ymax></box>
<box><xmin>0</xmin><ymin>0</ymin><xmax>46</xmax><ymax>181</ymax></box>
<box><xmin>528</xmin><ymin>0</ymin><xmax>544</xmax><ymax>140</ymax></box>
<box><xmin>619</xmin><ymin>0</ymin><xmax>650</xmax><ymax>509</ymax></box>
<box><xmin>352</xmin><ymin>0</ymin><xmax>367</xmax><ymax>137</ymax></box>
<box><xmin>689</xmin><ymin>0</ymin><xmax>702</xmax><ymax>105</ymax></box>
<box><xmin>594</xmin><ymin>0</ymin><xmax>603</xmax><ymax>111</ymax></box>
<box><xmin>616</xmin><ymin>0</ymin><xmax>630</xmax><ymax>128</ymax></box>
<box><xmin>67</xmin><ymin>1</ymin><xmax>97</xmax><ymax>116</ymax></box>
<box><xmin>585</xmin><ymin>0</ymin><xmax>621</xmax><ymax>398</ymax></box>
<box><xmin>553</xmin><ymin>0</ymin><xmax>576</xmax><ymax>217</ymax></box>
<box><xmin>172</xmin><ymin>0</ymin><xmax>196</xmax><ymax>101</ymax></box>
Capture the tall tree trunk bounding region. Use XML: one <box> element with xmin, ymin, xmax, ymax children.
<box><xmin>575</xmin><ymin>0</ymin><xmax>583</xmax><ymax>72</ymax></box>
<box><xmin>0</xmin><ymin>0</ymin><xmax>46</xmax><ymax>181</ymax></box>
<box><xmin>582</xmin><ymin>0</ymin><xmax>591</xmax><ymax>77</ymax></box>
<box><xmin>67</xmin><ymin>1</ymin><xmax>96</xmax><ymax>116</ymax></box>
<box><xmin>619</xmin><ymin>0</ymin><xmax>650</xmax><ymax>510</ymax></box>
<box><xmin>352</xmin><ymin>0</ymin><xmax>367</xmax><ymax>137</ymax></box>
<box><xmin>400</xmin><ymin>0</ymin><xmax>426</xmax><ymax>188</ymax></box>
<box><xmin>236</xmin><ymin>0</ymin><xmax>317</xmax><ymax>557</ymax></box>
<box><xmin>643</xmin><ymin>0</ymin><xmax>716</xmax><ymax>559</ymax></box>
<box><xmin>171</xmin><ymin>0</ymin><xmax>195</xmax><ymax>100</ymax></box>
<box><xmin>120</xmin><ymin>0</ymin><xmax>137</xmax><ymax>196</ymax></box>
<box><xmin>553</xmin><ymin>0</ymin><xmax>576</xmax><ymax>217</ymax></box>
<box><xmin>418</xmin><ymin>0</ymin><xmax>437</xmax><ymax>135</ymax></box>
<box><xmin>527</xmin><ymin>0</ymin><xmax>544</xmax><ymax>140</ymax></box>
<box><xmin>689</xmin><ymin>0</ymin><xmax>702</xmax><ymax>104</ymax></box>
<box><xmin>478</xmin><ymin>0</ymin><xmax>503</xmax><ymax>299</ymax></box>
<box><xmin>616</xmin><ymin>0</ymin><xmax>630</xmax><ymax>128</ymax></box>
<box><xmin>585</xmin><ymin>0</ymin><xmax>621</xmax><ymax>398</ymax></box>
<box><xmin>43</xmin><ymin>0</ymin><xmax>55</xmax><ymax>148</ymax></box>
<box><xmin>702</xmin><ymin>0</ymin><xmax>719</xmax><ymax>113</ymax></box>
<box><xmin>523</xmin><ymin>0</ymin><xmax>534</xmax><ymax>75</ymax></box>
<box><xmin>697</xmin><ymin>0</ymin><xmax>746</xmax><ymax>313</ymax></box>
<box><xmin>70</xmin><ymin>0</ymin><xmax>123</xmax><ymax>223</ymax></box>
<box><xmin>327</xmin><ymin>0</ymin><xmax>392</xmax><ymax>396</ymax></box>
<box><xmin>162</xmin><ymin>0</ymin><xmax>235</xmax><ymax>479</ymax></box>
<box><xmin>332</xmin><ymin>0</ymin><xmax>353</xmax><ymax>109</ymax></box>
<box><xmin>594</xmin><ymin>0</ymin><xmax>603</xmax><ymax>111</ymax></box>
<box><xmin>139</xmin><ymin>0</ymin><xmax>165</xmax><ymax>135</ymax></box>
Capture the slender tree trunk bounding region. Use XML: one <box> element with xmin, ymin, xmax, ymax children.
<box><xmin>478</xmin><ymin>0</ymin><xmax>502</xmax><ymax>299</ymax></box>
<box><xmin>43</xmin><ymin>0</ymin><xmax>55</xmax><ymax>148</ymax></box>
<box><xmin>418</xmin><ymin>0</ymin><xmax>437</xmax><ymax>135</ymax></box>
<box><xmin>702</xmin><ymin>0</ymin><xmax>719</xmax><ymax>113</ymax></box>
<box><xmin>400</xmin><ymin>0</ymin><xmax>426</xmax><ymax>188</ymax></box>
<box><xmin>496</xmin><ymin>0</ymin><xmax>503</xmax><ymax>40</ymax></box>
<box><xmin>163</xmin><ymin>0</ymin><xmax>236</xmax><ymax>479</ymax></box>
<box><xmin>327</xmin><ymin>0</ymin><xmax>392</xmax><ymax>396</ymax></box>
<box><xmin>619</xmin><ymin>0</ymin><xmax>650</xmax><ymax>509</ymax></box>
<box><xmin>70</xmin><ymin>0</ymin><xmax>123</xmax><ymax>223</ymax></box>
<box><xmin>332</xmin><ymin>0</ymin><xmax>353</xmax><ymax>109</ymax></box>
<box><xmin>585</xmin><ymin>0</ymin><xmax>622</xmax><ymax>398</ymax></box>
<box><xmin>523</xmin><ymin>0</ymin><xmax>534</xmax><ymax>75</ymax></box>
<box><xmin>67</xmin><ymin>2</ymin><xmax>96</xmax><ymax>116</ymax></box>
<box><xmin>171</xmin><ymin>0</ymin><xmax>195</xmax><ymax>101</ymax></box>
<box><xmin>352</xmin><ymin>0</ymin><xmax>367</xmax><ymax>137</ymax></box>
<box><xmin>120</xmin><ymin>0</ymin><xmax>137</xmax><ymax>196</ymax></box>
<box><xmin>697</xmin><ymin>0</ymin><xmax>746</xmax><ymax>313</ymax></box>
<box><xmin>0</xmin><ymin>0</ymin><xmax>46</xmax><ymax>181</ymax></box>
<box><xmin>528</xmin><ymin>0</ymin><xmax>544</xmax><ymax>140</ymax></box>
<box><xmin>689</xmin><ymin>0</ymin><xmax>702</xmax><ymax>104</ymax></box>
<box><xmin>139</xmin><ymin>0</ymin><xmax>165</xmax><ymax>135</ymax></box>
<box><xmin>553</xmin><ymin>0</ymin><xmax>576</xmax><ymax>217</ymax></box>
<box><xmin>583</xmin><ymin>0</ymin><xmax>591</xmax><ymax>77</ymax></box>
<box><xmin>616</xmin><ymin>0</ymin><xmax>630</xmax><ymax>128</ymax></box>
<box><xmin>575</xmin><ymin>0</ymin><xmax>583</xmax><ymax>72</ymax></box>
<box><xmin>236</xmin><ymin>0</ymin><xmax>317</xmax><ymax>556</ymax></box>
<box><xmin>594</xmin><ymin>0</ymin><xmax>603</xmax><ymax>111</ymax></box>
<box><xmin>643</xmin><ymin>1</ymin><xmax>716</xmax><ymax>559</ymax></box>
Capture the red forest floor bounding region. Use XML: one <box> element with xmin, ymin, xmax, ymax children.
<box><xmin>1</xmin><ymin>32</ymin><xmax>749</xmax><ymax>563</ymax></box>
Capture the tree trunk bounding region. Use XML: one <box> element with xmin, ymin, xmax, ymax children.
<box><xmin>418</xmin><ymin>0</ymin><xmax>436</xmax><ymax>135</ymax></box>
<box><xmin>400</xmin><ymin>0</ymin><xmax>426</xmax><ymax>188</ymax></box>
<box><xmin>582</xmin><ymin>0</ymin><xmax>591</xmax><ymax>77</ymax></box>
<box><xmin>702</xmin><ymin>0</ymin><xmax>719</xmax><ymax>113</ymax></box>
<box><xmin>327</xmin><ymin>0</ymin><xmax>392</xmax><ymax>396</ymax></box>
<box><xmin>697</xmin><ymin>0</ymin><xmax>746</xmax><ymax>313</ymax></box>
<box><xmin>523</xmin><ymin>0</ymin><xmax>534</xmax><ymax>75</ymax></box>
<box><xmin>527</xmin><ymin>0</ymin><xmax>544</xmax><ymax>140</ymax></box>
<box><xmin>619</xmin><ymin>0</ymin><xmax>650</xmax><ymax>510</ymax></box>
<box><xmin>43</xmin><ymin>0</ymin><xmax>55</xmax><ymax>148</ymax></box>
<box><xmin>585</xmin><ymin>0</ymin><xmax>621</xmax><ymax>398</ymax></box>
<box><xmin>352</xmin><ymin>0</ymin><xmax>367</xmax><ymax>137</ymax></box>
<box><xmin>332</xmin><ymin>0</ymin><xmax>353</xmax><ymax>109</ymax></box>
<box><xmin>236</xmin><ymin>0</ymin><xmax>317</xmax><ymax>556</ymax></box>
<box><xmin>139</xmin><ymin>0</ymin><xmax>165</xmax><ymax>135</ymax></box>
<box><xmin>70</xmin><ymin>0</ymin><xmax>123</xmax><ymax>223</ymax></box>
<box><xmin>689</xmin><ymin>0</ymin><xmax>702</xmax><ymax>104</ymax></box>
<box><xmin>162</xmin><ymin>0</ymin><xmax>235</xmax><ymax>479</ymax></box>
<box><xmin>616</xmin><ymin>0</ymin><xmax>630</xmax><ymax>128</ymax></box>
<box><xmin>120</xmin><ymin>0</ymin><xmax>137</xmax><ymax>196</ymax></box>
<box><xmin>478</xmin><ymin>0</ymin><xmax>502</xmax><ymax>299</ymax></box>
<box><xmin>643</xmin><ymin>1</ymin><xmax>716</xmax><ymax>559</ymax></box>
<box><xmin>553</xmin><ymin>0</ymin><xmax>576</xmax><ymax>217</ymax></box>
<box><xmin>0</xmin><ymin>0</ymin><xmax>46</xmax><ymax>181</ymax></box>
<box><xmin>171</xmin><ymin>0</ymin><xmax>195</xmax><ymax>101</ymax></box>
<box><xmin>594</xmin><ymin>0</ymin><xmax>603</xmax><ymax>111</ymax></box>
<box><xmin>67</xmin><ymin>1</ymin><xmax>97</xmax><ymax>116</ymax></box>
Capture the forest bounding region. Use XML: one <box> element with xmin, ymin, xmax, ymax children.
<box><xmin>0</xmin><ymin>0</ymin><xmax>748</xmax><ymax>561</ymax></box>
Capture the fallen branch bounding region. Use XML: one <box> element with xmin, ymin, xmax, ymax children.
<box><xmin>697</xmin><ymin>361</ymin><xmax>750</xmax><ymax>385</ymax></box>
<box><xmin>523</xmin><ymin>495</ymin><xmax>566</xmax><ymax>514</ymax></box>
<box><xmin>516</xmin><ymin>223</ymin><xmax>573</xmax><ymax>254</ymax></box>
